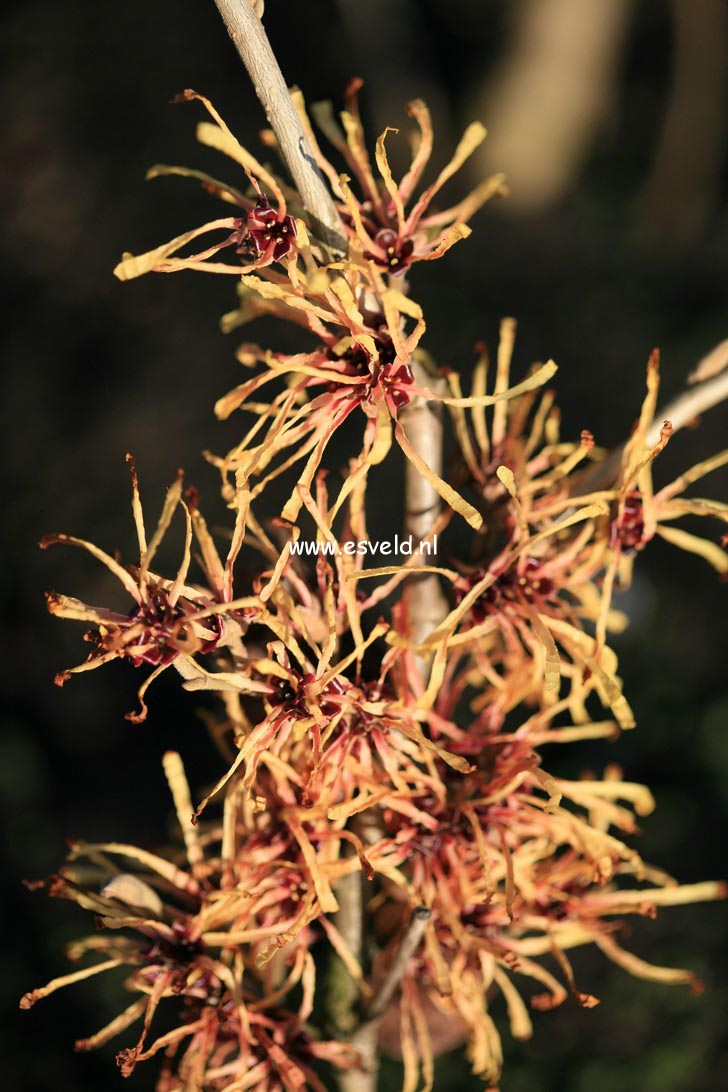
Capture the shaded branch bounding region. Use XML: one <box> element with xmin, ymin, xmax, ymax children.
<box><xmin>473</xmin><ymin>0</ymin><xmax>632</xmax><ymax>212</ymax></box>
<box><xmin>328</xmin><ymin>867</ymin><xmax>363</xmax><ymax>1037</ymax></box>
<box><xmin>338</xmin><ymin>908</ymin><xmax>432</xmax><ymax>1092</ymax></box>
<box><xmin>363</xmin><ymin>906</ymin><xmax>432</xmax><ymax>1022</ymax></box>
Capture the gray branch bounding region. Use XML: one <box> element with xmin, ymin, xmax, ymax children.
<box><xmin>213</xmin><ymin>0</ymin><xmax>346</xmax><ymax>252</ymax></box>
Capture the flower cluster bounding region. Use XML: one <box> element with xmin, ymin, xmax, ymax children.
<box><xmin>21</xmin><ymin>752</ymin><xmax>361</xmax><ymax>1088</ymax></box>
<box><xmin>285</xmin><ymin>78</ymin><xmax>507</xmax><ymax>275</ymax></box>
<box><xmin>24</xmin><ymin>83</ymin><xmax>727</xmax><ymax>1092</ymax></box>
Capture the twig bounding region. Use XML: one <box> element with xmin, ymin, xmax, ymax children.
<box><xmin>363</xmin><ymin>906</ymin><xmax>432</xmax><ymax>1021</ymax></box>
<box><xmin>336</xmin><ymin>376</ymin><xmax>449</xmax><ymax>1086</ymax></box>
<box><xmin>581</xmin><ymin>366</ymin><xmax>728</xmax><ymax>491</ymax></box>
<box><xmin>210</xmin><ymin>8</ymin><xmax>442</xmax><ymax>1085</ymax></box>
<box><xmin>402</xmin><ymin>363</ymin><xmax>450</xmax><ymax>654</ymax></box>
<box><xmin>213</xmin><ymin>0</ymin><xmax>346</xmax><ymax>252</ymax></box>
<box><xmin>338</xmin><ymin>908</ymin><xmax>432</xmax><ymax>1092</ymax></box>
<box><xmin>328</xmin><ymin>866</ymin><xmax>363</xmax><ymax>1037</ymax></box>
<box><xmin>646</xmin><ymin>367</ymin><xmax>728</xmax><ymax>446</ymax></box>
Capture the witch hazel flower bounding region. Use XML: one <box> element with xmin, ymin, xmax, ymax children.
<box><xmin>109</xmin><ymin>86</ymin><xmax>541</xmax><ymax>539</ymax></box>
<box><xmin>366</xmin><ymin>733</ymin><xmax>725</xmax><ymax>1089</ymax></box>
<box><xmin>40</xmin><ymin>457</ymin><xmax>266</xmax><ymax>722</ymax></box>
<box><xmin>167</xmin><ymin>479</ymin><xmax>471</xmax><ymax>838</ymax></box>
<box><xmin>20</xmin><ymin>752</ymin><xmax>361</xmax><ymax>1088</ymax></box>
<box><xmin>114</xmin><ymin>91</ymin><xmax>298</xmax><ymax>282</ymax></box>
<box><xmin>285</xmin><ymin>78</ymin><xmax>507</xmax><ymax>275</ymax></box>
<box><xmin>213</xmin><ymin>257</ymin><xmax>557</xmax><ymax>532</ymax></box>
<box><xmin>190</xmin><ymin>567</ymin><xmax>467</xmax><ymax>825</ymax></box>
<box><xmin>414</xmin><ymin>320</ymin><xmax>728</xmax><ymax>732</ymax></box>
<box><xmin>27</xmin><ymin>24</ymin><xmax>728</xmax><ymax>1086</ymax></box>
<box><xmin>592</xmin><ymin>348</ymin><xmax>728</xmax><ymax>647</ymax></box>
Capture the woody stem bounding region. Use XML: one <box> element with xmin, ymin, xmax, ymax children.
<box><xmin>212</xmin><ymin>0</ymin><xmax>346</xmax><ymax>252</ymax></box>
<box><xmin>330</xmin><ymin>381</ymin><xmax>447</xmax><ymax>1092</ymax></box>
<box><xmin>338</xmin><ymin>908</ymin><xmax>432</xmax><ymax>1092</ymax></box>
<box><xmin>402</xmin><ymin>365</ymin><xmax>449</xmax><ymax>655</ymax></box>
<box><xmin>212</xmin><ymin>5</ymin><xmax>445</xmax><ymax>1087</ymax></box>
<box><xmin>582</xmin><ymin>366</ymin><xmax>728</xmax><ymax>491</ymax></box>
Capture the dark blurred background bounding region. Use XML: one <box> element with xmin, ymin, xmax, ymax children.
<box><xmin>2</xmin><ymin>1</ymin><xmax>727</xmax><ymax>1089</ymax></box>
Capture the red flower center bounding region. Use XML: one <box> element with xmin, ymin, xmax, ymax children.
<box><xmin>610</xmin><ymin>491</ymin><xmax>645</xmax><ymax>552</ymax></box>
<box><xmin>243</xmin><ymin>198</ymin><xmax>297</xmax><ymax>262</ymax></box>
<box><xmin>458</xmin><ymin>558</ymin><xmax>556</xmax><ymax>623</ymax></box>
<box><xmin>325</xmin><ymin>333</ymin><xmax>415</xmax><ymax>409</ymax></box>
<box><xmin>364</xmin><ymin>227</ymin><xmax>415</xmax><ymax>275</ymax></box>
